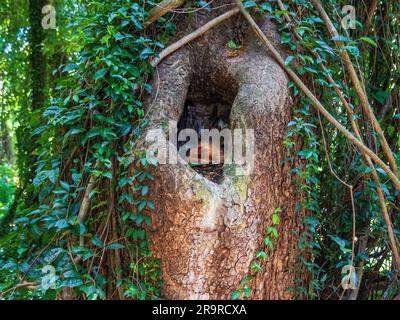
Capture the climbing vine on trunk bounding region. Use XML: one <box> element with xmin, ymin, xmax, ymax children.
<box><xmin>0</xmin><ymin>0</ymin><xmax>399</xmax><ymax>300</ymax></box>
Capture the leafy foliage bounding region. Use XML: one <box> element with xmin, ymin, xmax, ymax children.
<box><xmin>0</xmin><ymin>164</ymin><xmax>15</xmax><ymax>220</ymax></box>
<box><xmin>0</xmin><ymin>0</ymin><xmax>178</xmax><ymax>299</ymax></box>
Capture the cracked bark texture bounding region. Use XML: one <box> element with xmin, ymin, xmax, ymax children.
<box><xmin>138</xmin><ymin>2</ymin><xmax>305</xmax><ymax>299</ymax></box>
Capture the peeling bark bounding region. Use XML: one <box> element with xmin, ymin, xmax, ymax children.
<box><xmin>137</xmin><ymin>4</ymin><xmax>305</xmax><ymax>299</ymax></box>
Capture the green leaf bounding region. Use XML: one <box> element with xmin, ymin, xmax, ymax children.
<box><xmin>274</xmin><ymin>10</ymin><xmax>289</xmax><ymax>15</ymax></box>
<box><xmin>359</xmin><ymin>37</ymin><xmax>377</xmax><ymax>47</ymax></box>
<box><xmin>91</xmin><ymin>236</ymin><xmax>103</xmax><ymax>248</ymax></box>
<box><xmin>331</xmin><ymin>35</ymin><xmax>351</xmax><ymax>42</ymax></box>
<box><xmin>364</xmin><ymin>167</ymin><xmax>373</xmax><ymax>174</ymax></box>
<box><xmin>303</xmin><ymin>217</ymin><xmax>319</xmax><ymax>226</ymax></box>
<box><xmin>94</xmin><ymin>68</ymin><xmax>107</xmax><ymax>81</ymax></box>
<box><xmin>43</xmin><ymin>248</ymin><xmax>65</xmax><ymax>263</ymax></box>
<box><xmin>376</xmin><ymin>167</ymin><xmax>387</xmax><ymax>176</ymax></box>
<box><xmin>79</xmin><ymin>224</ymin><xmax>86</xmax><ymax>236</ymax></box>
<box><xmin>328</xmin><ymin>235</ymin><xmax>347</xmax><ymax>248</ymax></box>
<box><xmin>256</xmin><ymin>251</ymin><xmax>268</xmax><ymax>261</ymax></box>
<box><xmin>267</xmin><ymin>226</ymin><xmax>278</xmax><ymax>238</ymax></box>
<box><xmin>55</xmin><ymin>219</ymin><xmax>69</xmax><ymax>229</ymax></box>
<box><xmin>147</xmin><ymin>201</ymin><xmax>155</xmax><ymax>210</ymax></box>
<box><xmin>62</xmin><ymin>278</ymin><xmax>83</xmax><ymax>288</ymax></box>
<box><xmin>358</xmin><ymin>251</ymin><xmax>369</xmax><ymax>262</ymax></box>
<box><xmin>137</xmin><ymin>200</ymin><xmax>146</xmax><ymax>212</ymax></box>
<box><xmin>231</xmin><ymin>290</ymin><xmax>241</xmax><ymax>300</ymax></box>
<box><xmin>113</xmin><ymin>32</ymin><xmax>125</xmax><ymax>41</ymax></box>
<box><xmin>63</xmin><ymin>270</ymin><xmax>81</xmax><ymax>278</ymax></box>
<box><xmin>304</xmin><ymin>66</ymin><xmax>319</xmax><ymax>75</ymax></box>
<box><xmin>281</xmin><ymin>32</ymin><xmax>291</xmax><ymax>44</ymax></box>
<box><xmin>60</xmin><ymin>181</ymin><xmax>70</xmax><ymax>191</ymax></box>
<box><xmin>243</xmin><ymin>1</ymin><xmax>257</xmax><ymax>8</ymax></box>
<box><xmin>139</xmin><ymin>47</ymin><xmax>154</xmax><ymax>60</ymax></box>
<box><xmin>227</xmin><ymin>40</ymin><xmax>238</xmax><ymax>50</ymax></box>
<box><xmin>264</xmin><ymin>237</ymin><xmax>273</xmax><ymax>249</ymax></box>
<box><xmin>250</xmin><ymin>261</ymin><xmax>262</xmax><ymax>272</ymax></box>
<box><xmin>1</xmin><ymin>262</ymin><xmax>18</xmax><ymax>271</ymax></box>
<box><xmin>260</xmin><ymin>2</ymin><xmax>272</xmax><ymax>12</ymax></box>
<box><xmin>345</xmin><ymin>45</ymin><xmax>360</xmax><ymax>57</ymax></box>
<box><xmin>243</xmin><ymin>286</ymin><xmax>251</xmax><ymax>297</ymax></box>
<box><xmin>102</xmin><ymin>172</ymin><xmax>113</xmax><ymax>179</ymax></box>
<box><xmin>284</xmin><ymin>55</ymin><xmax>295</xmax><ymax>66</ymax></box>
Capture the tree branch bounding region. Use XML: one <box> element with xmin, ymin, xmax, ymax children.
<box><xmin>77</xmin><ymin>175</ymin><xmax>96</xmax><ymax>224</ymax></box>
<box><xmin>0</xmin><ymin>282</ymin><xmax>38</xmax><ymax>297</ymax></box>
<box><xmin>73</xmin><ymin>175</ymin><xmax>97</xmax><ymax>264</ymax></box>
<box><xmin>151</xmin><ymin>8</ymin><xmax>240</xmax><ymax>67</ymax></box>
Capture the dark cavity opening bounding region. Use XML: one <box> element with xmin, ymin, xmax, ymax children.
<box><xmin>177</xmin><ymin>86</ymin><xmax>235</xmax><ymax>184</ymax></box>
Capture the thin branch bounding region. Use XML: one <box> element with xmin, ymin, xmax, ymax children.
<box><xmin>278</xmin><ymin>0</ymin><xmax>400</xmax><ymax>270</ymax></box>
<box><xmin>145</xmin><ymin>0</ymin><xmax>186</xmax><ymax>28</ymax></box>
<box><xmin>0</xmin><ymin>282</ymin><xmax>38</xmax><ymax>297</ymax></box>
<box><xmin>57</xmin><ymin>146</ymin><xmax>78</xmax><ymax>185</ymax></box>
<box><xmin>150</xmin><ymin>8</ymin><xmax>240</xmax><ymax>67</ymax></box>
<box><xmin>318</xmin><ymin>111</ymin><xmax>358</xmax><ymax>297</ymax></box>
<box><xmin>73</xmin><ymin>175</ymin><xmax>97</xmax><ymax>264</ymax></box>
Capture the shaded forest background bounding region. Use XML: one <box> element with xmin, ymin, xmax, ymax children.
<box><xmin>0</xmin><ymin>0</ymin><xmax>399</xmax><ymax>299</ymax></box>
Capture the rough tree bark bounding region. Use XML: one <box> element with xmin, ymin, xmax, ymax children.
<box><xmin>138</xmin><ymin>3</ymin><xmax>305</xmax><ymax>299</ymax></box>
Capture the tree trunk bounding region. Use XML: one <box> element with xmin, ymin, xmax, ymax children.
<box><xmin>138</xmin><ymin>4</ymin><xmax>305</xmax><ymax>299</ymax></box>
<box><xmin>29</xmin><ymin>0</ymin><xmax>46</xmax><ymax>112</ymax></box>
<box><xmin>0</xmin><ymin>119</ymin><xmax>14</xmax><ymax>164</ymax></box>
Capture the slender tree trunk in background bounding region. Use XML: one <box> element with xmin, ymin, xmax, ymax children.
<box><xmin>137</xmin><ymin>4</ymin><xmax>306</xmax><ymax>299</ymax></box>
<box><xmin>0</xmin><ymin>119</ymin><xmax>14</xmax><ymax>164</ymax></box>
